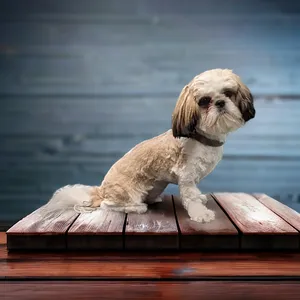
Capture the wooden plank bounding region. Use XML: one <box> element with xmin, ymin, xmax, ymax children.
<box><xmin>67</xmin><ymin>210</ymin><xmax>126</xmax><ymax>250</ymax></box>
<box><xmin>2</xmin><ymin>0</ymin><xmax>300</xmax><ymax>15</ymax></box>
<box><xmin>0</xmin><ymin>232</ymin><xmax>5</xmax><ymax>246</ymax></box>
<box><xmin>2</xmin><ymin>165</ymin><xmax>300</xmax><ymax>224</ymax></box>
<box><xmin>2</xmin><ymin>156</ymin><xmax>300</xmax><ymax>187</ymax></box>
<box><xmin>2</xmin><ymin>14</ymin><xmax>300</xmax><ymax>97</ymax></box>
<box><xmin>2</xmin><ymin>254</ymin><xmax>300</xmax><ymax>278</ymax></box>
<box><xmin>124</xmin><ymin>195</ymin><xmax>178</xmax><ymax>250</ymax></box>
<box><xmin>3</xmin><ymin>128</ymin><xmax>300</xmax><ymax>158</ymax></box>
<box><xmin>0</xmin><ymin>247</ymin><xmax>291</xmax><ymax>261</ymax></box>
<box><xmin>1</xmin><ymin>12</ymin><xmax>300</xmax><ymax>95</ymax></box>
<box><xmin>173</xmin><ymin>195</ymin><xmax>239</xmax><ymax>250</ymax></box>
<box><xmin>2</xmin><ymin>130</ymin><xmax>300</xmax><ymax>158</ymax></box>
<box><xmin>2</xmin><ymin>158</ymin><xmax>300</xmax><ymax>193</ymax></box>
<box><xmin>253</xmin><ymin>194</ymin><xmax>300</xmax><ymax>232</ymax></box>
<box><xmin>6</xmin><ymin>206</ymin><xmax>79</xmax><ymax>250</ymax></box>
<box><xmin>2</xmin><ymin>231</ymin><xmax>300</xmax><ymax>278</ymax></box>
<box><xmin>2</xmin><ymin>245</ymin><xmax>300</xmax><ymax>263</ymax></box>
<box><xmin>213</xmin><ymin>193</ymin><xmax>299</xmax><ymax>250</ymax></box>
<box><xmin>3</xmin><ymin>281</ymin><xmax>300</xmax><ymax>300</ymax></box>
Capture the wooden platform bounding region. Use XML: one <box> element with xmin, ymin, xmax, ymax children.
<box><xmin>6</xmin><ymin>193</ymin><xmax>300</xmax><ymax>251</ymax></box>
<box><xmin>1</xmin><ymin>232</ymin><xmax>300</xmax><ymax>300</ymax></box>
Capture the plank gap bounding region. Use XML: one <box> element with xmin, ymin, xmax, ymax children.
<box><xmin>213</xmin><ymin>193</ymin><xmax>299</xmax><ymax>250</ymax></box>
<box><xmin>65</xmin><ymin>213</ymin><xmax>80</xmax><ymax>250</ymax></box>
<box><xmin>171</xmin><ymin>195</ymin><xmax>182</xmax><ymax>249</ymax></box>
<box><xmin>124</xmin><ymin>195</ymin><xmax>178</xmax><ymax>250</ymax></box>
<box><xmin>211</xmin><ymin>193</ymin><xmax>242</xmax><ymax>250</ymax></box>
<box><xmin>253</xmin><ymin>194</ymin><xmax>300</xmax><ymax>233</ymax></box>
<box><xmin>173</xmin><ymin>195</ymin><xmax>239</xmax><ymax>250</ymax></box>
<box><xmin>122</xmin><ymin>213</ymin><xmax>128</xmax><ymax>251</ymax></box>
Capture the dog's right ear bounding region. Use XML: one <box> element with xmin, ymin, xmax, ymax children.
<box><xmin>172</xmin><ymin>85</ymin><xmax>199</xmax><ymax>138</ymax></box>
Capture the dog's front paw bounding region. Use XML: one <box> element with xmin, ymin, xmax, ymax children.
<box><xmin>199</xmin><ymin>208</ymin><xmax>215</xmax><ymax>223</ymax></box>
<box><xmin>187</xmin><ymin>201</ymin><xmax>215</xmax><ymax>223</ymax></box>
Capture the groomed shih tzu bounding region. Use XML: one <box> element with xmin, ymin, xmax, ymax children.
<box><xmin>46</xmin><ymin>69</ymin><xmax>255</xmax><ymax>223</ymax></box>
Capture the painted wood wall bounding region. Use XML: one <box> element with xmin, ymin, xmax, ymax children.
<box><xmin>1</xmin><ymin>0</ymin><xmax>300</xmax><ymax>223</ymax></box>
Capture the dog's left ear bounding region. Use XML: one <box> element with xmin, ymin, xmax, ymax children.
<box><xmin>172</xmin><ymin>85</ymin><xmax>199</xmax><ymax>138</ymax></box>
<box><xmin>237</xmin><ymin>82</ymin><xmax>256</xmax><ymax>122</ymax></box>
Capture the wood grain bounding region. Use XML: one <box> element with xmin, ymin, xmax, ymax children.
<box><xmin>253</xmin><ymin>194</ymin><xmax>300</xmax><ymax>232</ymax></box>
<box><xmin>2</xmin><ymin>256</ymin><xmax>300</xmax><ymax>278</ymax></box>
<box><xmin>0</xmin><ymin>232</ymin><xmax>5</xmax><ymax>246</ymax></box>
<box><xmin>213</xmin><ymin>193</ymin><xmax>300</xmax><ymax>250</ymax></box>
<box><xmin>2</xmin><ymin>246</ymin><xmax>300</xmax><ymax>263</ymax></box>
<box><xmin>3</xmin><ymin>281</ymin><xmax>300</xmax><ymax>300</ymax></box>
<box><xmin>173</xmin><ymin>195</ymin><xmax>239</xmax><ymax>250</ymax></box>
<box><xmin>2</xmin><ymin>14</ymin><xmax>300</xmax><ymax>96</ymax></box>
<box><xmin>2</xmin><ymin>231</ymin><xmax>300</xmax><ymax>279</ymax></box>
<box><xmin>124</xmin><ymin>195</ymin><xmax>178</xmax><ymax>250</ymax></box>
<box><xmin>6</xmin><ymin>206</ymin><xmax>79</xmax><ymax>250</ymax></box>
<box><xmin>67</xmin><ymin>210</ymin><xmax>126</xmax><ymax>250</ymax></box>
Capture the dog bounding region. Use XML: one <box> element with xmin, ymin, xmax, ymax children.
<box><xmin>46</xmin><ymin>69</ymin><xmax>255</xmax><ymax>223</ymax></box>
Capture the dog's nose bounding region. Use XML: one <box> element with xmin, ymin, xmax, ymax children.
<box><xmin>215</xmin><ymin>100</ymin><xmax>225</xmax><ymax>108</ymax></box>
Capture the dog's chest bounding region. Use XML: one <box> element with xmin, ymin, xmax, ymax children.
<box><xmin>183</xmin><ymin>141</ymin><xmax>223</xmax><ymax>183</ymax></box>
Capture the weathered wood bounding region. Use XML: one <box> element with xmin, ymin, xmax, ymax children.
<box><xmin>173</xmin><ymin>195</ymin><xmax>239</xmax><ymax>250</ymax></box>
<box><xmin>0</xmin><ymin>232</ymin><xmax>5</xmax><ymax>246</ymax></box>
<box><xmin>2</xmin><ymin>15</ymin><xmax>300</xmax><ymax>96</ymax></box>
<box><xmin>253</xmin><ymin>194</ymin><xmax>300</xmax><ymax>232</ymax></box>
<box><xmin>2</xmin><ymin>252</ymin><xmax>300</xmax><ymax>278</ymax></box>
<box><xmin>2</xmin><ymin>159</ymin><xmax>300</xmax><ymax>196</ymax></box>
<box><xmin>124</xmin><ymin>195</ymin><xmax>178</xmax><ymax>250</ymax></box>
<box><xmin>213</xmin><ymin>193</ymin><xmax>300</xmax><ymax>250</ymax></box>
<box><xmin>5</xmin><ymin>193</ymin><xmax>300</xmax><ymax>251</ymax></box>
<box><xmin>6</xmin><ymin>206</ymin><xmax>79</xmax><ymax>250</ymax></box>
<box><xmin>2</xmin><ymin>0</ymin><xmax>300</xmax><ymax>16</ymax></box>
<box><xmin>3</xmin><ymin>281</ymin><xmax>300</xmax><ymax>300</ymax></box>
<box><xmin>2</xmin><ymin>230</ymin><xmax>300</xmax><ymax>278</ymax></box>
<box><xmin>67</xmin><ymin>210</ymin><xmax>126</xmax><ymax>250</ymax></box>
<box><xmin>2</xmin><ymin>245</ymin><xmax>300</xmax><ymax>265</ymax></box>
<box><xmin>2</xmin><ymin>98</ymin><xmax>300</xmax><ymax>140</ymax></box>
<box><xmin>2</xmin><ymin>247</ymin><xmax>296</xmax><ymax>262</ymax></box>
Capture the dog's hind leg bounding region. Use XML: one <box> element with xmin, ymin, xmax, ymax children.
<box><xmin>145</xmin><ymin>182</ymin><xmax>168</xmax><ymax>204</ymax></box>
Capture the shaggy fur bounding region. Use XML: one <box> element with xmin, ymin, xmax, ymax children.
<box><xmin>46</xmin><ymin>69</ymin><xmax>255</xmax><ymax>223</ymax></box>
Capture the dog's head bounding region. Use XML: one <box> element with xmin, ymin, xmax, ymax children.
<box><xmin>172</xmin><ymin>69</ymin><xmax>255</xmax><ymax>137</ymax></box>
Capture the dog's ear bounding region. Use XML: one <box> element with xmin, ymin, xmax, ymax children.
<box><xmin>172</xmin><ymin>85</ymin><xmax>200</xmax><ymax>138</ymax></box>
<box><xmin>236</xmin><ymin>81</ymin><xmax>256</xmax><ymax>122</ymax></box>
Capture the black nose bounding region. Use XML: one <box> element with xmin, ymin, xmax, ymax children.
<box><xmin>215</xmin><ymin>100</ymin><xmax>225</xmax><ymax>108</ymax></box>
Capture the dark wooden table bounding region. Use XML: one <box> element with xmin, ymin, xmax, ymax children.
<box><xmin>2</xmin><ymin>193</ymin><xmax>300</xmax><ymax>299</ymax></box>
<box><xmin>2</xmin><ymin>232</ymin><xmax>300</xmax><ymax>299</ymax></box>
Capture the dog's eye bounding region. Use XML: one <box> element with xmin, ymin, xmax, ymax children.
<box><xmin>224</xmin><ymin>90</ymin><xmax>234</xmax><ymax>98</ymax></box>
<box><xmin>198</xmin><ymin>96</ymin><xmax>211</xmax><ymax>107</ymax></box>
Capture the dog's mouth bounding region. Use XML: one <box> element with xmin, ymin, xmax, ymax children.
<box><xmin>217</xmin><ymin>108</ymin><xmax>229</xmax><ymax>117</ymax></box>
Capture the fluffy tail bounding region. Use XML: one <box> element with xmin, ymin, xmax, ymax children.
<box><xmin>45</xmin><ymin>184</ymin><xmax>100</xmax><ymax>213</ymax></box>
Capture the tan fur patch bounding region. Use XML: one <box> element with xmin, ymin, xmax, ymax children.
<box><xmin>90</xmin><ymin>131</ymin><xmax>183</xmax><ymax>206</ymax></box>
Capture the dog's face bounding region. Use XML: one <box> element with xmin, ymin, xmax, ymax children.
<box><xmin>172</xmin><ymin>69</ymin><xmax>255</xmax><ymax>137</ymax></box>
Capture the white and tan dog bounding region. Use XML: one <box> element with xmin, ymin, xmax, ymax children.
<box><xmin>46</xmin><ymin>69</ymin><xmax>255</xmax><ymax>223</ymax></box>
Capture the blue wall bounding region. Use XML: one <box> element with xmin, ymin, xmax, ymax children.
<box><xmin>1</xmin><ymin>0</ymin><xmax>300</xmax><ymax>223</ymax></box>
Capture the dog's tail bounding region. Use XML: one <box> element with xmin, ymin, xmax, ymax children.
<box><xmin>45</xmin><ymin>184</ymin><xmax>101</xmax><ymax>213</ymax></box>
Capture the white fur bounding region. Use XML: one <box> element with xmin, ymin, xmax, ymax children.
<box><xmin>174</xmin><ymin>134</ymin><xmax>224</xmax><ymax>222</ymax></box>
<box><xmin>46</xmin><ymin>184</ymin><xmax>95</xmax><ymax>213</ymax></box>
